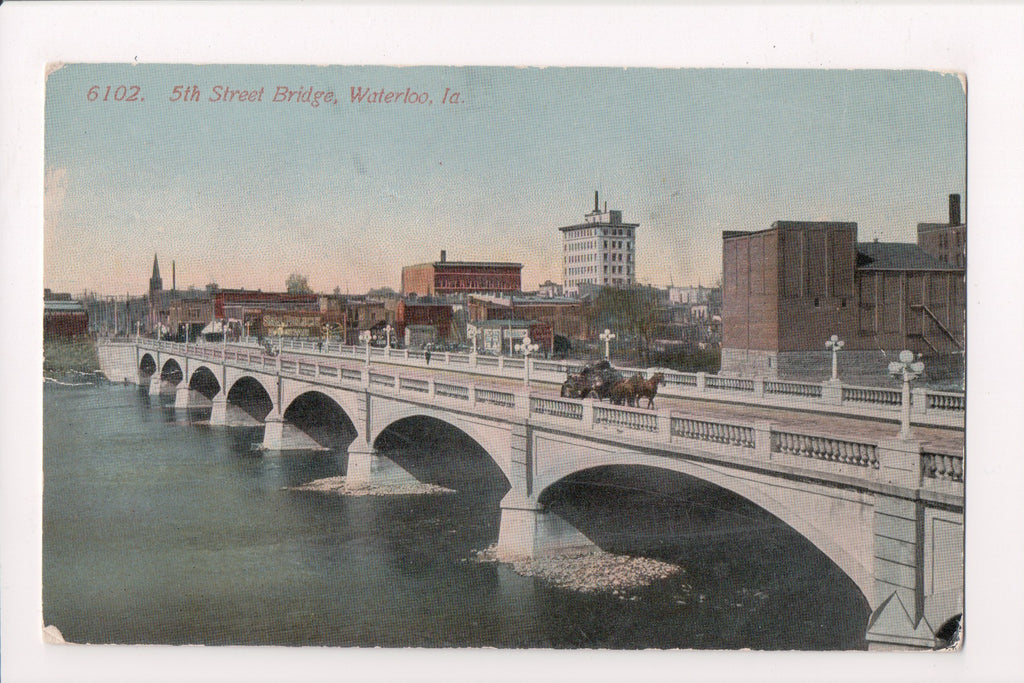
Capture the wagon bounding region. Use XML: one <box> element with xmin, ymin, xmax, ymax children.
<box><xmin>559</xmin><ymin>360</ymin><xmax>623</xmax><ymax>400</ymax></box>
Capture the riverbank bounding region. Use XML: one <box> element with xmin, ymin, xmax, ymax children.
<box><xmin>43</xmin><ymin>338</ymin><xmax>102</xmax><ymax>380</ymax></box>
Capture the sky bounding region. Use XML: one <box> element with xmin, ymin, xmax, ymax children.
<box><xmin>44</xmin><ymin>65</ymin><xmax>965</xmax><ymax>296</ymax></box>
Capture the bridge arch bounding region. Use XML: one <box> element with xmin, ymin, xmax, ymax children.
<box><xmin>369</xmin><ymin>405</ymin><xmax>514</xmax><ymax>484</ymax></box>
<box><xmin>160</xmin><ymin>358</ymin><xmax>184</xmax><ymax>386</ymax></box>
<box><xmin>281</xmin><ymin>390</ymin><xmax>358</xmax><ymax>451</ymax></box>
<box><xmin>187</xmin><ymin>365</ymin><xmax>221</xmax><ymax>400</ymax></box>
<box><xmin>139</xmin><ymin>353</ymin><xmax>157</xmax><ymax>380</ymax></box>
<box><xmin>226</xmin><ymin>375</ymin><xmax>275</xmax><ymax>423</ymax></box>
<box><xmin>372</xmin><ymin>414</ymin><xmax>512</xmax><ymax>493</ymax></box>
<box><xmin>533</xmin><ymin>443</ymin><xmax>875</xmax><ymax>607</ymax></box>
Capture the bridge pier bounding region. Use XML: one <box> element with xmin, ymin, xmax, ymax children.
<box><xmin>345</xmin><ymin>441</ymin><xmax>420</xmax><ymax>487</ymax></box>
<box><xmin>261</xmin><ymin>414</ymin><xmax>328</xmax><ymax>452</ymax></box>
<box><xmin>174</xmin><ymin>385</ymin><xmax>213</xmax><ymax>411</ymax></box>
<box><xmin>148</xmin><ymin>374</ymin><xmax>170</xmax><ymax>396</ymax></box>
<box><xmin>495</xmin><ymin>492</ymin><xmax>597</xmax><ymax>560</ymax></box>
<box><xmin>865</xmin><ymin>438</ymin><xmax>960</xmax><ymax>649</ymax></box>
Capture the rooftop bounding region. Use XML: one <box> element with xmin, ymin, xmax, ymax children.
<box><xmin>855</xmin><ymin>242</ymin><xmax>962</xmax><ymax>271</ymax></box>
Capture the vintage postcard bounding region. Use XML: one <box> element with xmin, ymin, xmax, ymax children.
<box><xmin>8</xmin><ymin>4</ymin><xmax>1022</xmax><ymax>683</ymax></box>
<box><xmin>41</xmin><ymin>62</ymin><xmax>964</xmax><ymax>651</ymax></box>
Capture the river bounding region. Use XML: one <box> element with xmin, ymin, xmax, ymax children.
<box><xmin>43</xmin><ymin>379</ymin><xmax>868</xmax><ymax>649</ymax></box>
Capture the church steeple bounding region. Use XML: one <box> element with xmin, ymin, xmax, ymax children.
<box><xmin>150</xmin><ymin>254</ymin><xmax>163</xmax><ymax>293</ymax></box>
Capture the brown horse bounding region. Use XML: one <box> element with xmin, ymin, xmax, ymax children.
<box><xmin>633</xmin><ymin>372</ymin><xmax>665</xmax><ymax>409</ymax></box>
<box><xmin>607</xmin><ymin>378</ymin><xmax>638</xmax><ymax>407</ymax></box>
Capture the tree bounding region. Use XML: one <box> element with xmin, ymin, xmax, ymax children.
<box><xmin>286</xmin><ymin>273</ymin><xmax>313</xmax><ymax>294</ymax></box>
<box><xmin>585</xmin><ymin>285</ymin><xmax>661</xmax><ymax>364</ymax></box>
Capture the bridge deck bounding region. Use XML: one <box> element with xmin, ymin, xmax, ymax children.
<box><xmin>362</xmin><ymin>360</ymin><xmax>965</xmax><ymax>456</ymax></box>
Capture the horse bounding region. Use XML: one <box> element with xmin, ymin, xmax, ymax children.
<box><xmin>607</xmin><ymin>378</ymin><xmax>638</xmax><ymax>407</ymax></box>
<box><xmin>633</xmin><ymin>372</ymin><xmax>665</xmax><ymax>409</ymax></box>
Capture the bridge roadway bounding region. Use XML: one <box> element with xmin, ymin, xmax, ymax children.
<box><xmin>353</xmin><ymin>358</ymin><xmax>965</xmax><ymax>457</ymax></box>
<box><xmin>102</xmin><ymin>339</ymin><xmax>965</xmax><ymax>650</ymax></box>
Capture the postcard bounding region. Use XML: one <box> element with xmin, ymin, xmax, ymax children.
<box><xmin>6</xmin><ymin>4</ymin><xmax>1022</xmax><ymax>683</ymax></box>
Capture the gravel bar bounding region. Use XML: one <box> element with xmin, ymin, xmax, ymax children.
<box><xmin>287</xmin><ymin>475</ymin><xmax>455</xmax><ymax>497</ymax></box>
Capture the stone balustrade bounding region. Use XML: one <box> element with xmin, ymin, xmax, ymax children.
<box><xmin>132</xmin><ymin>339</ymin><xmax>964</xmax><ymax>495</ymax></box>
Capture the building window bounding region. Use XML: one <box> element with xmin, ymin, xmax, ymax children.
<box><xmin>814</xmin><ymin>297</ymin><xmax>820</xmax><ymax>307</ymax></box>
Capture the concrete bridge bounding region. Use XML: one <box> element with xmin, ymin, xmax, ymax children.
<box><xmin>99</xmin><ymin>339</ymin><xmax>964</xmax><ymax>649</ymax></box>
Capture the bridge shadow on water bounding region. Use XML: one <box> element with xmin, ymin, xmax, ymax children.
<box><xmin>540</xmin><ymin>466</ymin><xmax>871</xmax><ymax>650</ymax></box>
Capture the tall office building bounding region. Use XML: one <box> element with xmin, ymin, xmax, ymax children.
<box><xmin>559</xmin><ymin>191</ymin><xmax>638</xmax><ymax>296</ymax></box>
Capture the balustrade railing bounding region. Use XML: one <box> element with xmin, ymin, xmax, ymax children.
<box><xmin>369</xmin><ymin>372</ymin><xmax>395</xmax><ymax>388</ymax></box>
<box><xmin>670</xmin><ymin>416</ymin><xmax>755</xmax><ymax>448</ymax></box>
<box><xmin>771</xmin><ymin>430</ymin><xmax>878</xmax><ymax>468</ymax></box>
<box><xmin>399</xmin><ymin>377</ymin><xmax>429</xmax><ymax>393</ymax></box>
<box><xmin>662</xmin><ymin>373</ymin><xmax>698</xmax><ymax>388</ymax></box>
<box><xmin>765</xmin><ymin>380</ymin><xmax>823</xmax><ymax>399</ymax></box>
<box><xmin>594</xmin><ymin>405</ymin><xmax>658</xmax><ymax>432</ymax></box>
<box><xmin>706</xmin><ymin>376</ymin><xmax>755</xmax><ymax>392</ymax></box>
<box><xmin>922</xmin><ymin>450</ymin><xmax>964</xmax><ymax>482</ymax></box>
<box><xmin>434</xmin><ymin>382</ymin><xmax>469</xmax><ymax>401</ymax></box>
<box><xmin>474</xmin><ymin>388</ymin><xmax>516</xmax><ymax>408</ymax></box>
<box><xmin>529</xmin><ymin>397</ymin><xmax>583</xmax><ymax>420</ymax></box>
<box><xmin>476</xmin><ymin>356</ymin><xmax>499</xmax><ymax>367</ymax></box>
<box><xmin>842</xmin><ymin>386</ymin><xmax>901</xmax><ymax>406</ymax></box>
<box><xmin>926</xmin><ymin>391</ymin><xmax>966</xmax><ymax>412</ymax></box>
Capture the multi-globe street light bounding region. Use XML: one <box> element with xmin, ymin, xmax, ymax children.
<box><xmin>888</xmin><ymin>350</ymin><xmax>925</xmax><ymax>440</ymax></box>
<box><xmin>825</xmin><ymin>334</ymin><xmax>845</xmax><ymax>382</ymax></box>
<box><xmin>600</xmin><ymin>328</ymin><xmax>616</xmax><ymax>360</ymax></box>
<box><xmin>515</xmin><ymin>335</ymin><xmax>540</xmax><ymax>386</ymax></box>
<box><xmin>359</xmin><ymin>330</ymin><xmax>372</xmax><ymax>366</ymax></box>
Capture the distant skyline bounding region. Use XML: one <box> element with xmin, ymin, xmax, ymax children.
<box><xmin>44</xmin><ymin>65</ymin><xmax>965</xmax><ymax>296</ymax></box>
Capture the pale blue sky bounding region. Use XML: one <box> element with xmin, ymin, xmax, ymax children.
<box><xmin>44</xmin><ymin>65</ymin><xmax>965</xmax><ymax>295</ymax></box>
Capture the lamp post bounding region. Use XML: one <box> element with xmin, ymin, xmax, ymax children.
<box><xmin>277</xmin><ymin>323</ymin><xmax>285</xmax><ymax>353</ymax></box>
<box><xmin>467</xmin><ymin>325</ymin><xmax>478</xmax><ymax>357</ymax></box>
<box><xmin>600</xmin><ymin>328</ymin><xmax>616</xmax><ymax>360</ymax></box>
<box><xmin>888</xmin><ymin>350</ymin><xmax>925</xmax><ymax>440</ymax></box>
<box><xmin>384</xmin><ymin>324</ymin><xmax>394</xmax><ymax>356</ymax></box>
<box><xmin>825</xmin><ymin>334</ymin><xmax>845</xmax><ymax>382</ymax></box>
<box><xmin>359</xmin><ymin>330</ymin><xmax>372</xmax><ymax>367</ymax></box>
<box><xmin>515</xmin><ymin>335</ymin><xmax>540</xmax><ymax>386</ymax></box>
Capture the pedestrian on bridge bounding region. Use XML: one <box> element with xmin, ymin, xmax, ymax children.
<box><xmin>425</xmin><ymin>349</ymin><xmax>432</xmax><ymax>365</ymax></box>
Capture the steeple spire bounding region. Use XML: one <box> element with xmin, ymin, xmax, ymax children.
<box><xmin>149</xmin><ymin>254</ymin><xmax>163</xmax><ymax>293</ymax></box>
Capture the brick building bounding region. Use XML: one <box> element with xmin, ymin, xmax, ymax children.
<box><xmin>401</xmin><ymin>251</ymin><xmax>521</xmax><ymax>297</ymax></box>
<box><xmin>44</xmin><ymin>299</ymin><xmax>89</xmax><ymax>339</ymax></box>
<box><xmin>467</xmin><ymin>294</ymin><xmax>587</xmax><ymax>340</ymax></box>
<box><xmin>721</xmin><ymin>219</ymin><xmax>964</xmax><ymax>385</ymax></box>
<box><xmin>917</xmin><ymin>194</ymin><xmax>966</xmax><ymax>268</ymax></box>
<box><xmin>395</xmin><ymin>299</ymin><xmax>455</xmax><ymax>342</ymax></box>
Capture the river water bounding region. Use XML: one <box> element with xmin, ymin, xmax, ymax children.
<box><xmin>43</xmin><ymin>380</ymin><xmax>868</xmax><ymax>649</ymax></box>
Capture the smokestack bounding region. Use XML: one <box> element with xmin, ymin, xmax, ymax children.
<box><xmin>172</xmin><ymin>261</ymin><xmax>176</xmax><ymax>290</ymax></box>
<box><xmin>594</xmin><ymin>191</ymin><xmax>599</xmax><ymax>212</ymax></box>
<box><xmin>948</xmin><ymin>193</ymin><xmax>961</xmax><ymax>226</ymax></box>
<box><xmin>440</xmin><ymin>250</ymin><xmax>447</xmax><ymax>263</ymax></box>
<box><xmin>604</xmin><ymin>201</ymin><xmax>607</xmax><ymax>212</ymax></box>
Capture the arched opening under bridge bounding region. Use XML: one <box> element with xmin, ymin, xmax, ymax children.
<box><xmin>538</xmin><ymin>465</ymin><xmax>870</xmax><ymax>650</ymax></box>
<box><xmin>226</xmin><ymin>376</ymin><xmax>274</xmax><ymax>423</ymax></box>
<box><xmin>282</xmin><ymin>391</ymin><xmax>357</xmax><ymax>452</ymax></box>
<box><xmin>188</xmin><ymin>366</ymin><xmax>221</xmax><ymax>401</ymax></box>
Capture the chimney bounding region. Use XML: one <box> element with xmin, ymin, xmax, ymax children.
<box><xmin>440</xmin><ymin>250</ymin><xmax>447</xmax><ymax>263</ymax></box>
<box><xmin>948</xmin><ymin>193</ymin><xmax>961</xmax><ymax>226</ymax></box>
<box><xmin>594</xmin><ymin>190</ymin><xmax>599</xmax><ymax>212</ymax></box>
<box><xmin>172</xmin><ymin>261</ymin><xmax>176</xmax><ymax>290</ymax></box>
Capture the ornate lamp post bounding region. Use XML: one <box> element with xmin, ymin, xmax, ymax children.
<box><xmin>888</xmin><ymin>350</ymin><xmax>925</xmax><ymax>440</ymax></box>
<box><xmin>383</xmin><ymin>324</ymin><xmax>394</xmax><ymax>355</ymax></box>
<box><xmin>359</xmin><ymin>329</ymin><xmax>372</xmax><ymax>366</ymax></box>
<box><xmin>515</xmin><ymin>335</ymin><xmax>540</xmax><ymax>386</ymax></box>
<box><xmin>825</xmin><ymin>334</ymin><xmax>845</xmax><ymax>382</ymax></box>
<box><xmin>600</xmin><ymin>328</ymin><xmax>616</xmax><ymax>360</ymax></box>
<box><xmin>277</xmin><ymin>323</ymin><xmax>285</xmax><ymax>353</ymax></box>
<box><xmin>467</xmin><ymin>325</ymin><xmax>479</xmax><ymax>356</ymax></box>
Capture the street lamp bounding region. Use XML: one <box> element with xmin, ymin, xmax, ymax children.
<box><xmin>888</xmin><ymin>350</ymin><xmax>925</xmax><ymax>440</ymax></box>
<box><xmin>825</xmin><ymin>334</ymin><xmax>845</xmax><ymax>382</ymax></box>
<box><xmin>515</xmin><ymin>335</ymin><xmax>540</xmax><ymax>386</ymax></box>
<box><xmin>467</xmin><ymin>326</ymin><xmax>478</xmax><ymax>356</ymax></box>
<box><xmin>359</xmin><ymin>329</ymin><xmax>372</xmax><ymax>366</ymax></box>
<box><xmin>600</xmin><ymin>328</ymin><xmax>616</xmax><ymax>360</ymax></box>
<box><xmin>277</xmin><ymin>323</ymin><xmax>285</xmax><ymax>353</ymax></box>
<box><xmin>384</xmin><ymin>324</ymin><xmax>394</xmax><ymax>354</ymax></box>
